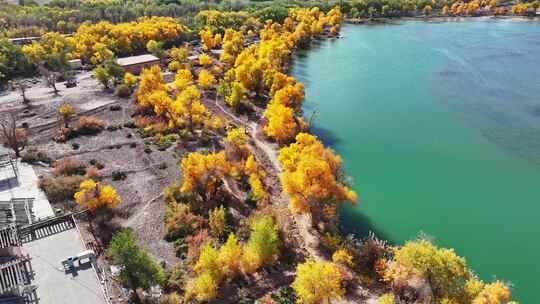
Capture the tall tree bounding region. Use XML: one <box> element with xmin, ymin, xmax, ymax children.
<box><xmin>107</xmin><ymin>228</ymin><xmax>165</xmax><ymax>301</ymax></box>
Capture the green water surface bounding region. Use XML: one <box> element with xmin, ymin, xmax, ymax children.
<box><xmin>291</xmin><ymin>19</ymin><xmax>540</xmax><ymax>302</ymax></box>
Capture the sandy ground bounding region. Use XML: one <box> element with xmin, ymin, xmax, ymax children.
<box><xmin>0</xmin><ymin>72</ymin><xmax>118</xmax><ymax>134</ymax></box>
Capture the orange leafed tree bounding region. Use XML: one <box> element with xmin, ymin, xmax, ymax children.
<box><xmin>179</xmin><ymin>151</ymin><xmax>232</xmax><ymax>202</ymax></box>
<box><xmin>262</xmin><ymin>102</ymin><xmax>303</xmax><ymax>144</ymax></box>
<box><xmin>74</xmin><ymin>179</ymin><xmax>121</xmax><ymax>211</ymax></box>
<box><xmin>278</xmin><ymin>133</ymin><xmax>357</xmax><ymax>220</ymax></box>
<box><xmin>136</xmin><ymin>65</ymin><xmax>167</xmax><ymax>109</ymax></box>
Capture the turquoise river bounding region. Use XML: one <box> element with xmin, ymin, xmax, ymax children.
<box><xmin>291</xmin><ymin>19</ymin><xmax>540</xmax><ymax>302</ymax></box>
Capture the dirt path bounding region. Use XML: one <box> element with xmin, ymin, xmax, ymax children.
<box><xmin>206</xmin><ymin>96</ymin><xmax>323</xmax><ymax>260</ymax></box>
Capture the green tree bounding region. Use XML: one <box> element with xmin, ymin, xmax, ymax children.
<box><xmin>93</xmin><ymin>65</ymin><xmax>112</xmax><ymax>89</ymax></box>
<box><xmin>107</xmin><ymin>228</ymin><xmax>165</xmax><ymax>300</ymax></box>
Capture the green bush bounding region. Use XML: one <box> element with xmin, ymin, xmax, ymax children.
<box><xmin>39</xmin><ymin>175</ymin><xmax>84</xmax><ymax>203</ymax></box>
<box><xmin>115</xmin><ymin>84</ymin><xmax>131</xmax><ymax>98</ymax></box>
<box><xmin>112</xmin><ymin>170</ymin><xmax>127</xmax><ymax>181</ymax></box>
<box><xmin>21</xmin><ymin>149</ymin><xmax>53</xmax><ymax>165</ymax></box>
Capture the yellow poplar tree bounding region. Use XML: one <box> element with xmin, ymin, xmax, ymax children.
<box><xmin>292</xmin><ymin>260</ymin><xmax>344</xmax><ymax>304</ymax></box>
<box><xmin>198</xmin><ymin>69</ymin><xmax>217</xmax><ymax>91</ymax></box>
<box><xmin>179</xmin><ymin>151</ymin><xmax>232</xmax><ymax>202</ymax></box>
<box><xmin>74</xmin><ymin>179</ymin><xmax>121</xmax><ymax>211</ymax></box>
<box><xmin>278</xmin><ymin>132</ymin><xmax>357</xmax><ymax>218</ymax></box>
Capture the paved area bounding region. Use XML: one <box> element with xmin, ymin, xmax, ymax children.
<box><xmin>0</xmin><ymin>160</ymin><xmax>55</xmax><ymax>220</ymax></box>
<box><xmin>23</xmin><ymin>224</ymin><xmax>106</xmax><ymax>304</ymax></box>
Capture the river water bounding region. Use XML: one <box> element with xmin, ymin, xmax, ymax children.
<box><xmin>291</xmin><ymin>19</ymin><xmax>540</xmax><ymax>302</ymax></box>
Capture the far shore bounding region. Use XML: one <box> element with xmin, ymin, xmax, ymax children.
<box><xmin>346</xmin><ymin>14</ymin><xmax>540</xmax><ymax>25</ymax></box>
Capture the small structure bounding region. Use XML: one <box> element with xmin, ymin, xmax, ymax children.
<box><xmin>68</xmin><ymin>59</ymin><xmax>82</xmax><ymax>69</ymax></box>
<box><xmin>0</xmin><ymin>153</ymin><xmax>19</xmax><ymax>182</ymax></box>
<box><xmin>8</xmin><ymin>37</ymin><xmax>40</xmax><ymax>46</ymax></box>
<box><xmin>0</xmin><ymin>199</ymin><xmax>35</xmax><ymax>227</ymax></box>
<box><xmin>0</xmin><ymin>224</ymin><xmax>36</xmax><ymax>303</ymax></box>
<box><xmin>116</xmin><ymin>54</ymin><xmax>160</xmax><ymax>74</ymax></box>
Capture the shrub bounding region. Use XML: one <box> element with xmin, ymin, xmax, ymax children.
<box><xmin>89</xmin><ymin>159</ymin><xmax>105</xmax><ymax>169</ymax></box>
<box><xmin>270</xmin><ymin>286</ymin><xmax>297</xmax><ymax>304</ymax></box>
<box><xmin>123</xmin><ymin>121</ymin><xmax>136</xmax><ymax>129</ymax></box>
<box><xmin>115</xmin><ymin>84</ymin><xmax>131</xmax><ymax>98</ymax></box>
<box><xmin>85</xmin><ymin>166</ymin><xmax>100</xmax><ymax>179</ymax></box>
<box><xmin>21</xmin><ymin>149</ymin><xmax>52</xmax><ymax>164</ymax></box>
<box><xmin>77</xmin><ymin>116</ymin><xmax>105</xmax><ymax>135</ymax></box>
<box><xmin>208</xmin><ymin>205</ymin><xmax>226</xmax><ymax>239</ymax></box>
<box><xmin>154</xmin><ymin>134</ymin><xmax>177</xmax><ymax>151</ymax></box>
<box><xmin>165</xmin><ymin>202</ymin><xmax>205</xmax><ymax>241</ymax></box>
<box><xmin>54</xmin><ymin>127</ymin><xmax>76</xmax><ymax>143</ymax></box>
<box><xmin>378</xmin><ymin>293</ymin><xmax>396</xmax><ymax>304</ymax></box>
<box><xmin>111</xmin><ymin>170</ymin><xmax>127</xmax><ymax>181</ymax></box>
<box><xmin>134</xmin><ymin>116</ymin><xmax>153</xmax><ymax>129</ymax></box>
<box><xmin>39</xmin><ymin>175</ymin><xmax>84</xmax><ymax>203</ymax></box>
<box><xmin>53</xmin><ymin>158</ymin><xmax>86</xmax><ymax>176</ymax></box>
<box><xmin>109</xmin><ymin>105</ymin><xmax>122</xmax><ymax>111</ymax></box>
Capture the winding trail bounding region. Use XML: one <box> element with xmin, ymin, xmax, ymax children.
<box><xmin>207</xmin><ymin>96</ymin><xmax>323</xmax><ymax>260</ymax></box>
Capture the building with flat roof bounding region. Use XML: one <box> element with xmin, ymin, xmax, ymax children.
<box><xmin>0</xmin><ymin>225</ymin><xmax>36</xmax><ymax>303</ymax></box>
<box><xmin>116</xmin><ymin>54</ymin><xmax>160</xmax><ymax>74</ymax></box>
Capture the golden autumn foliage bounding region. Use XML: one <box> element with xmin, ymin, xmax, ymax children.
<box><xmin>385</xmin><ymin>239</ymin><xmax>469</xmax><ymax>300</ymax></box>
<box><xmin>225</xmin><ymin>81</ymin><xmax>246</xmax><ymax>109</ymax></box>
<box><xmin>179</xmin><ymin>151</ymin><xmax>232</xmax><ymax>201</ymax></box>
<box><xmin>332</xmin><ymin>249</ymin><xmax>354</xmax><ymax>267</ymax></box>
<box><xmin>472</xmin><ymin>281</ymin><xmax>512</xmax><ymax>304</ymax></box>
<box><xmin>170</xmin><ymin>85</ymin><xmax>211</xmax><ymax>130</ymax></box>
<box><xmin>68</xmin><ymin>17</ymin><xmax>186</xmax><ymax>64</ymax></box>
<box><xmin>172</xmin><ymin>68</ymin><xmax>193</xmax><ymax>91</ymax></box>
<box><xmin>198</xmin><ymin>69</ymin><xmax>217</xmax><ymax>90</ymax></box>
<box><xmin>292</xmin><ymin>259</ymin><xmax>344</xmax><ymax>304</ymax></box>
<box><xmin>220</xmin><ymin>29</ymin><xmax>245</xmax><ymax>65</ymax></box>
<box><xmin>188</xmin><ymin>232</ymin><xmax>244</xmax><ymax>301</ymax></box>
<box><xmin>195</xmin><ymin>243</ymin><xmax>223</xmax><ymax>281</ymax></box>
<box><xmin>198</xmin><ymin>53</ymin><xmax>213</xmax><ymax>66</ymax></box>
<box><xmin>136</xmin><ymin>65</ymin><xmax>167</xmax><ymax>109</ymax></box>
<box><xmin>123</xmin><ymin>72</ymin><xmax>137</xmax><ymax>88</ymax></box>
<box><xmin>224</xmin><ymin>127</ymin><xmax>249</xmax><ymax>161</ymax></box>
<box><xmin>263</xmin><ymin>101</ymin><xmax>302</xmax><ymax>143</ymax></box>
<box><xmin>218</xmin><ymin>233</ymin><xmax>242</xmax><ymax>277</ymax></box>
<box><xmin>208</xmin><ymin>205</ymin><xmax>226</xmax><ymax>238</ymax></box>
<box><xmin>187</xmin><ymin>272</ymin><xmax>218</xmax><ymax>302</ymax></box>
<box><xmin>241</xmin><ymin>215</ymin><xmax>280</xmax><ymax>274</ymax></box>
<box><xmin>378</xmin><ymin>293</ymin><xmax>396</xmax><ymax>304</ymax></box>
<box><xmin>22</xmin><ymin>32</ymin><xmax>72</xmax><ymax>66</ymax></box>
<box><xmin>74</xmin><ymin>179</ymin><xmax>121</xmax><ymax>211</ymax></box>
<box><xmin>200</xmin><ymin>29</ymin><xmax>222</xmax><ymax>51</ymax></box>
<box><xmin>278</xmin><ymin>133</ymin><xmax>357</xmax><ymax>217</ymax></box>
<box><xmin>58</xmin><ymin>102</ymin><xmax>74</xmax><ymax>128</ymax></box>
<box><xmin>168</xmin><ymin>46</ymin><xmax>189</xmax><ymax>71</ymax></box>
<box><xmin>384</xmin><ymin>239</ymin><xmax>517</xmax><ymax>302</ymax></box>
<box><xmin>244</xmin><ymin>155</ymin><xmax>266</xmax><ymax>201</ymax></box>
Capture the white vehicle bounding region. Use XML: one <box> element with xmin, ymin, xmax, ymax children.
<box><xmin>61</xmin><ymin>256</ymin><xmax>78</xmax><ymax>271</ymax></box>
<box><xmin>76</xmin><ymin>249</ymin><xmax>96</xmax><ymax>265</ymax></box>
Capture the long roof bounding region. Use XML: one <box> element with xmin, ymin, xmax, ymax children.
<box><xmin>116</xmin><ymin>54</ymin><xmax>159</xmax><ymax>66</ymax></box>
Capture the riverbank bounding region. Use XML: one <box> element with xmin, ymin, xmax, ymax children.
<box><xmin>2</xmin><ymin>7</ymin><xmax>524</xmax><ymax>303</ymax></box>
<box><xmin>294</xmin><ymin>19</ymin><xmax>540</xmax><ymax>302</ymax></box>
<box><xmin>345</xmin><ymin>14</ymin><xmax>540</xmax><ymax>24</ymax></box>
